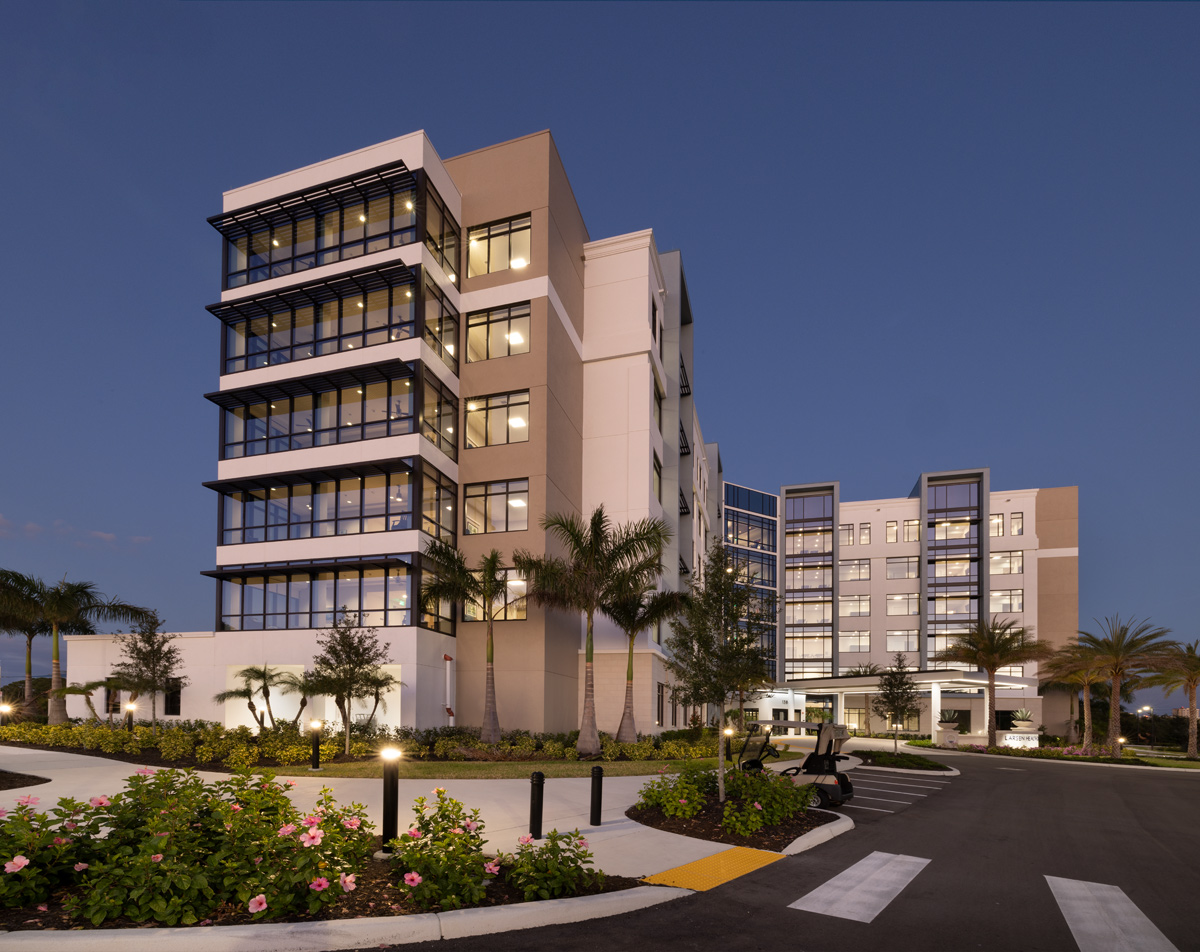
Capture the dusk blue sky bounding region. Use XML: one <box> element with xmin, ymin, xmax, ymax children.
<box><xmin>2</xmin><ymin>3</ymin><xmax>1196</xmax><ymax>713</ymax></box>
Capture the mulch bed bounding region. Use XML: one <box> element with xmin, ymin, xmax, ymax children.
<box><xmin>0</xmin><ymin>740</ymin><xmax>366</xmax><ymax>774</ymax></box>
<box><xmin>0</xmin><ymin>834</ymin><xmax>643</xmax><ymax>932</ymax></box>
<box><xmin>626</xmin><ymin>801</ymin><xmax>836</xmax><ymax>852</ymax></box>
<box><xmin>0</xmin><ymin>770</ymin><xmax>51</xmax><ymax>791</ymax></box>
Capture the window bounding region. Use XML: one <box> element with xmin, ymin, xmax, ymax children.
<box><xmin>731</xmin><ymin>550</ymin><xmax>776</xmax><ymax>587</ymax></box>
<box><xmin>423</xmin><ymin>182</ymin><xmax>461</xmax><ymax>281</ymax></box>
<box><xmin>467</xmin><ymin>214</ymin><xmax>531</xmax><ymax>276</ymax></box>
<box><xmin>887</xmin><ymin>593</ymin><xmax>920</xmax><ymax>616</ymax></box>
<box><xmin>653</xmin><ymin>454</ymin><xmax>662</xmax><ymax>502</ymax></box>
<box><xmin>1011</xmin><ymin>512</ymin><xmax>1024</xmax><ymax>536</ymax></box>
<box><xmin>421</xmin><ymin>371</ymin><xmax>459</xmax><ymax>460</ymax></box>
<box><xmin>465</xmin><ymin>391</ymin><xmax>530</xmax><ymax>447</ymax></box>
<box><xmin>422</xmin><ymin>467</ymin><xmax>456</xmax><ymax>543</ymax></box>
<box><xmin>220</xmin><ymin>563</ymin><xmax>415</xmax><ymax>631</ymax></box>
<box><xmin>105</xmin><ymin>686</ymin><xmax>121</xmax><ymax>715</ymax></box>
<box><xmin>839</xmin><ymin>559</ymin><xmax>870</xmax><ymax>582</ymax></box>
<box><xmin>164</xmin><ymin>679</ymin><xmax>182</xmax><ymax>717</ymax></box>
<box><xmin>990</xmin><ymin>589</ymin><xmax>1024</xmax><ymax>613</ymax></box>
<box><xmin>464</xmin><ymin>479</ymin><xmax>528</xmax><ymax>534</ymax></box>
<box><xmin>422</xmin><ymin>275</ymin><xmax>460</xmax><ymax>374</ymax></box>
<box><xmin>654</xmin><ymin>386</ymin><xmax>663</xmax><ymax>433</ymax></box>
<box><xmin>785</xmin><ymin>600</ymin><xmax>832</xmax><ymax>625</ymax></box>
<box><xmin>997</xmin><ymin>665</ymin><xmax>1025</xmax><ymax>678</ymax></box>
<box><xmin>990</xmin><ymin>551</ymin><xmax>1024</xmax><ymax>575</ymax></box>
<box><xmin>859</xmin><ymin>523</ymin><xmax>871</xmax><ymax>545</ymax></box>
<box><xmin>990</xmin><ymin>514</ymin><xmax>1004</xmax><ymax>537</ymax></box>
<box><xmin>463</xmin><ymin>568</ymin><xmax>526</xmax><ymax>622</ymax></box>
<box><xmin>843</xmin><ymin>707</ymin><xmax>867</xmax><ymax>729</ymax></box>
<box><xmin>932</xmin><ymin>558</ymin><xmax>975</xmax><ymax>578</ymax></box>
<box><xmin>786</xmin><ymin>635</ymin><xmax>832</xmax><ymax>659</ymax></box>
<box><xmin>838</xmin><ymin>595</ymin><xmax>870</xmax><ymax>617</ymax></box>
<box><xmin>786</xmin><ymin>530</ymin><xmax>832</xmax><ymax>555</ymax></box>
<box><xmin>787</xmin><ymin>660</ymin><xmax>833</xmax><ymax>679</ymax></box>
<box><xmin>219</xmin><ymin>279</ymin><xmax>416</xmax><ymax>375</ymax></box>
<box><xmin>839</xmin><ymin>631</ymin><xmax>870</xmax><ymax>653</ymax></box>
<box><xmin>886</xmin><ymin>521</ymin><xmax>898</xmax><ymax>543</ymax></box>
<box><xmin>886</xmin><ymin>630</ymin><xmax>919</xmax><ymax>653</ymax></box>
<box><xmin>726</xmin><ymin>485</ymin><xmax>778</xmax><ymax>517</ymax></box>
<box><xmin>726</xmin><ymin>510</ymin><xmax>777</xmax><ymax>552</ymax></box>
<box><xmin>903</xmin><ymin>519</ymin><xmax>920</xmax><ymax>542</ymax></box>
<box><xmin>930</xmin><ymin>595</ymin><xmax>975</xmax><ymax>617</ymax></box>
<box><xmin>466</xmin><ymin>302</ymin><xmax>531</xmax><ymax>362</ymax></box>
<box><xmin>839</xmin><ymin>524</ymin><xmax>854</xmax><ymax>546</ymax></box>
<box><xmin>220</xmin><ymin>463</ymin><xmax>417</xmax><ymax>544</ymax></box>
<box><xmin>886</xmin><ymin>556</ymin><xmax>919</xmax><ymax>580</ymax></box>
<box><xmin>656</xmin><ymin>683</ymin><xmax>665</xmax><ymax>727</ymax></box>
<box><xmin>788</xmin><ymin>565</ymin><xmax>832</xmax><ymax>589</ymax></box>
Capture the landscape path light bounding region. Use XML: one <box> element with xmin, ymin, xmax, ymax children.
<box><xmin>124</xmin><ymin>702</ymin><xmax>137</xmax><ymax>733</ymax></box>
<box><xmin>724</xmin><ymin>726</ymin><xmax>734</xmax><ymax>761</ymax></box>
<box><xmin>309</xmin><ymin>719</ymin><xmax>323</xmax><ymax>771</ymax></box>
<box><xmin>0</xmin><ymin>703</ymin><xmax>11</xmax><ymax>727</ymax></box>
<box><xmin>379</xmin><ymin>747</ymin><xmax>402</xmax><ymax>853</ymax></box>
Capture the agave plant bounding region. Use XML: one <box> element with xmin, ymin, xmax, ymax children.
<box><xmin>937</xmin><ymin>710</ymin><xmax>960</xmax><ymax>724</ymax></box>
<box><xmin>1011</xmin><ymin>708</ymin><xmax>1035</xmax><ymax>722</ymax></box>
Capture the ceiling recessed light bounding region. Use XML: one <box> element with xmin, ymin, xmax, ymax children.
<box><xmin>508</xmin><ymin>499</ymin><xmax>526</xmax><ymax>508</ymax></box>
<box><xmin>510</xmin><ymin>257</ymin><xmax>527</xmax><ymax>269</ymax></box>
<box><xmin>272</xmin><ymin>239</ymin><xmax>279</xmax><ymax>247</ymax></box>
<box><xmin>509</xmin><ymin>417</ymin><xmax>526</xmax><ymax>428</ymax></box>
<box><xmin>448</xmin><ymin>274</ymin><xmax>455</xmax><ymax>283</ymax></box>
<box><xmin>405</xmin><ymin>201</ymin><xmax>413</xmax><ymax>210</ymax></box>
<box><xmin>506</xmin><ymin>331</ymin><xmax>524</xmax><ymax>345</ymax></box>
<box><xmin>357</xmin><ymin>302</ymin><xmax>364</xmax><ymax>308</ymax></box>
<box><xmin>467</xmin><ymin>402</ymin><xmax>477</xmax><ymax>411</ymax></box>
<box><xmin>359</xmin><ymin>214</ymin><xmax>366</xmax><ymax>222</ymax></box>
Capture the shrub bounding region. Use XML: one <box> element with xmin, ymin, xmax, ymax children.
<box><xmin>501</xmin><ymin>829</ymin><xmax>603</xmax><ymax>901</ymax></box>
<box><xmin>635</xmin><ymin>767</ymin><xmax>706</xmax><ymax>819</ymax></box>
<box><xmin>0</xmin><ymin>795</ymin><xmax>104</xmax><ymax>908</ymax></box>
<box><xmin>389</xmin><ymin>788</ymin><xmax>489</xmax><ymax>910</ymax></box>
<box><xmin>223</xmin><ymin>744</ymin><xmax>260</xmax><ymax>770</ymax></box>
<box><xmin>157</xmin><ymin>729</ymin><xmax>194</xmax><ymax>762</ymax></box>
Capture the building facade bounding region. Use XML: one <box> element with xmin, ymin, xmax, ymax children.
<box><xmin>65</xmin><ymin>130</ymin><xmax>716</xmax><ymax>736</ymax></box>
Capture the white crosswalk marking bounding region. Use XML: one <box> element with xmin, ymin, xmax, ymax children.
<box><xmin>1046</xmin><ymin>876</ymin><xmax>1177</xmax><ymax>952</ymax></box>
<box><xmin>789</xmin><ymin>851</ymin><xmax>930</xmax><ymax>923</ymax></box>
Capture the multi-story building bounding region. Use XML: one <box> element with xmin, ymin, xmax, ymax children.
<box><xmin>64</xmin><ymin>130</ymin><xmax>716</xmax><ymax>736</ymax></box>
<box><xmin>723</xmin><ymin>470</ymin><xmax>1078</xmax><ymax>737</ymax></box>
<box><xmin>722</xmin><ymin>482</ymin><xmax>780</xmax><ymax>678</ymax></box>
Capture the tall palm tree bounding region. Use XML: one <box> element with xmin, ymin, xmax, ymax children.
<box><xmin>604</xmin><ymin>582</ymin><xmax>686</xmax><ymax>743</ymax></box>
<box><xmin>228</xmin><ymin>664</ymin><xmax>292</xmax><ymax>729</ymax></box>
<box><xmin>931</xmin><ymin>616</ymin><xmax>1054</xmax><ymax>748</ymax></box>
<box><xmin>0</xmin><ymin>571</ymin><xmax>150</xmax><ymax>724</ymax></box>
<box><xmin>1041</xmin><ymin>643</ymin><xmax>1107</xmax><ymax>752</ymax></box>
<box><xmin>278</xmin><ymin>670</ymin><xmax>321</xmax><ymax>728</ymax></box>
<box><xmin>420</xmin><ymin>541</ymin><xmax>515</xmax><ymax>744</ymax></box>
<box><xmin>845</xmin><ymin>662</ymin><xmax>883</xmax><ymax>734</ymax></box>
<box><xmin>515</xmin><ymin>506</ymin><xmax>671</xmax><ymax>758</ymax></box>
<box><xmin>212</xmin><ymin>677</ymin><xmax>267</xmax><ymax>729</ymax></box>
<box><xmin>1142</xmin><ymin>641</ymin><xmax>1200</xmax><ymax>760</ymax></box>
<box><xmin>1077</xmin><ymin>616</ymin><xmax>1174</xmax><ymax>754</ymax></box>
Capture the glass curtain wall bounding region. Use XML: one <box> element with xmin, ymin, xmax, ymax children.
<box><xmin>926</xmin><ymin>479</ymin><xmax>982</xmax><ymax>663</ymax></box>
<box><xmin>783</xmin><ymin>489</ymin><xmax>834</xmax><ymax>678</ymax></box>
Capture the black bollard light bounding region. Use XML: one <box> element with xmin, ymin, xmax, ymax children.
<box><xmin>125</xmin><ymin>702</ymin><xmax>137</xmax><ymax>733</ymax></box>
<box><xmin>529</xmin><ymin>770</ymin><xmax>545</xmax><ymax>840</ymax></box>
<box><xmin>0</xmin><ymin>703</ymin><xmax>11</xmax><ymax>727</ymax></box>
<box><xmin>380</xmin><ymin>747</ymin><xmax>401</xmax><ymax>853</ymax></box>
<box><xmin>590</xmin><ymin>765</ymin><xmax>603</xmax><ymax>827</ymax></box>
<box><xmin>309</xmin><ymin>720</ymin><xmax>323</xmax><ymax>771</ymax></box>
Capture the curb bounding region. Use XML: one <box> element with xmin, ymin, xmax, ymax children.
<box><xmin>852</xmin><ymin>764</ymin><xmax>961</xmax><ymax>778</ymax></box>
<box><xmin>0</xmin><ymin>885</ymin><xmax>692</xmax><ymax>950</ymax></box>
<box><xmin>914</xmin><ymin>749</ymin><xmax>1200</xmax><ymax>775</ymax></box>
<box><xmin>781</xmin><ymin>808</ymin><xmax>854</xmax><ymax>854</ymax></box>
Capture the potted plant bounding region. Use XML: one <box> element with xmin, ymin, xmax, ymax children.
<box><xmin>937</xmin><ymin>710</ymin><xmax>960</xmax><ymax>730</ymax></box>
<box><xmin>1011</xmin><ymin>708</ymin><xmax>1035</xmax><ymax>729</ymax></box>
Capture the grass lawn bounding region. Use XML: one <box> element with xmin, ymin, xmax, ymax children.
<box><xmin>269</xmin><ymin>749</ymin><xmax>803</xmax><ymax>780</ymax></box>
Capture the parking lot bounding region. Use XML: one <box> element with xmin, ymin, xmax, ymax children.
<box><xmin>838</xmin><ymin>766</ymin><xmax>954</xmax><ymax>823</ymax></box>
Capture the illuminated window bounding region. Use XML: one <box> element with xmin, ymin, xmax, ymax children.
<box><xmin>887</xmin><ymin>593</ymin><xmax>920</xmax><ymax>616</ymax></box>
<box><xmin>886</xmin><ymin>556</ymin><xmax>919</xmax><ymax>580</ymax></box>
<box><xmin>838</xmin><ymin>595</ymin><xmax>871</xmax><ymax>617</ymax></box>
<box><xmin>465</xmin><ymin>392</ymin><xmax>530</xmax><ymax>447</ymax></box>
<box><xmin>990</xmin><ymin>514</ymin><xmax>1004</xmax><ymax>537</ymax></box>
<box><xmin>838</xmin><ymin>559</ymin><xmax>870</xmax><ymax>582</ymax></box>
<box><xmin>839</xmin><ymin>631</ymin><xmax>870</xmax><ymax>653</ymax></box>
<box><xmin>467</xmin><ymin>215</ymin><xmax>532</xmax><ymax>276</ymax></box>
<box><xmin>886</xmin><ymin>630</ymin><xmax>919</xmax><ymax>653</ymax></box>
<box><xmin>859</xmin><ymin>523</ymin><xmax>871</xmax><ymax>545</ymax></box>
<box><xmin>839</xmin><ymin>524</ymin><xmax>854</xmax><ymax>546</ymax></box>
<box><xmin>466</xmin><ymin>302</ymin><xmax>531</xmax><ymax>362</ymax></box>
<box><xmin>990</xmin><ymin>589</ymin><xmax>1024</xmax><ymax>613</ymax></box>
<box><xmin>1011</xmin><ymin>512</ymin><xmax>1024</xmax><ymax>536</ymax></box>
<box><xmin>463</xmin><ymin>568</ymin><xmax>527</xmax><ymax>622</ymax></box>
<box><xmin>990</xmin><ymin>551</ymin><xmax>1024</xmax><ymax>575</ymax></box>
<box><xmin>886</xmin><ymin>521</ymin><xmax>898</xmax><ymax>543</ymax></box>
<box><xmin>463</xmin><ymin>479</ymin><xmax>529</xmax><ymax>534</ymax></box>
<box><xmin>903</xmin><ymin>519</ymin><xmax>920</xmax><ymax>543</ymax></box>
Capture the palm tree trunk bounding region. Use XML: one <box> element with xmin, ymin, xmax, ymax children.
<box><xmin>577</xmin><ymin>611</ymin><xmax>601</xmax><ymax>757</ymax></box>
<box><xmin>23</xmin><ymin>634</ymin><xmax>35</xmax><ymax>715</ymax></box>
<box><xmin>1107</xmin><ymin>675</ymin><xmax>1122</xmax><ymax>755</ymax></box>
<box><xmin>83</xmin><ymin>692</ymin><xmax>99</xmax><ymax>722</ymax></box>
<box><xmin>1067</xmin><ymin>691</ymin><xmax>1077</xmax><ymax>745</ymax></box>
<box><xmin>481</xmin><ymin>619</ymin><xmax>501</xmax><ymax>744</ymax></box>
<box><xmin>1188</xmin><ymin>684</ymin><xmax>1197</xmax><ymax>760</ymax></box>
<box><xmin>262</xmin><ymin>684</ymin><xmax>276</xmax><ymax>729</ymax></box>
<box><xmin>1081</xmin><ymin>683</ymin><xmax>1093</xmax><ymax>753</ymax></box>
<box><xmin>48</xmin><ymin>622</ymin><xmax>67</xmax><ymax>724</ymax></box>
<box><xmin>987</xmin><ymin>671</ymin><xmax>997</xmax><ymax>748</ymax></box>
<box><xmin>615</xmin><ymin>634</ymin><xmax>637</xmax><ymax>743</ymax></box>
<box><xmin>338</xmin><ymin>697</ymin><xmax>351</xmax><ymax>756</ymax></box>
<box><xmin>290</xmin><ymin>695</ymin><xmax>308</xmax><ymax>728</ymax></box>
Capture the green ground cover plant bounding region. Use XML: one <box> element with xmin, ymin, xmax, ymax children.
<box><xmin>633</xmin><ymin>762</ymin><xmax>811</xmax><ymax>836</ymax></box>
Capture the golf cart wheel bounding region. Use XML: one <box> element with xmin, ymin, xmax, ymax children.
<box><xmin>808</xmin><ymin>787</ymin><xmax>830</xmax><ymax>809</ymax></box>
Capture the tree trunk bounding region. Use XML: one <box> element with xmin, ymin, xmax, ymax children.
<box><xmin>151</xmin><ymin>691</ymin><xmax>158</xmax><ymax>735</ymax></box>
<box><xmin>1067</xmin><ymin>690</ymin><xmax>1077</xmax><ymax>745</ymax></box>
<box><xmin>1081</xmin><ymin>683</ymin><xmax>1093</xmax><ymax>754</ymax></box>
<box><xmin>48</xmin><ymin>623</ymin><xmax>67</xmax><ymax>724</ymax></box>
<box><xmin>480</xmin><ymin>620</ymin><xmax>501</xmax><ymax>744</ymax></box>
<box><xmin>893</xmin><ymin>725</ymin><xmax>899</xmax><ymax>753</ymax></box>
<box><xmin>290</xmin><ymin>695</ymin><xmax>308</xmax><ymax>728</ymax></box>
<box><xmin>262</xmin><ymin>684</ymin><xmax>276</xmax><ymax>729</ymax></box>
<box><xmin>338</xmin><ymin>697</ymin><xmax>351</xmax><ymax>755</ymax></box>
<box><xmin>247</xmin><ymin>699</ymin><xmax>264</xmax><ymax>730</ymax></box>
<box><xmin>987</xmin><ymin>671</ymin><xmax>998</xmax><ymax>748</ymax></box>
<box><xmin>1107</xmin><ymin>674</ymin><xmax>1122</xmax><ymax>755</ymax></box>
<box><xmin>366</xmin><ymin>690</ymin><xmax>382</xmax><ymax>729</ymax></box>
<box><xmin>716</xmin><ymin>707</ymin><xmax>727</xmax><ymax>803</ymax></box>
<box><xmin>23</xmin><ymin>634</ymin><xmax>35</xmax><ymax>716</ymax></box>
<box><xmin>615</xmin><ymin>634</ymin><xmax>637</xmax><ymax>743</ymax></box>
<box><xmin>576</xmin><ymin>612</ymin><xmax>600</xmax><ymax>757</ymax></box>
<box><xmin>83</xmin><ymin>692</ymin><xmax>99</xmax><ymax>722</ymax></box>
<box><xmin>1188</xmin><ymin>684</ymin><xmax>1197</xmax><ymax>761</ymax></box>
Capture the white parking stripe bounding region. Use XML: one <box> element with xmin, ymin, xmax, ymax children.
<box><xmin>852</xmin><ymin>779</ymin><xmax>946</xmax><ymax>790</ymax></box>
<box><xmin>854</xmin><ymin>785</ymin><xmax>928</xmax><ymax>797</ymax></box>
<box><xmin>1046</xmin><ymin>876</ymin><xmax>1177</xmax><ymax>952</ymax></box>
<box><xmin>841</xmin><ymin>803</ymin><xmax>894</xmax><ymax>813</ymax></box>
<box><xmin>852</xmin><ymin>795</ymin><xmax>915</xmax><ymax>805</ymax></box>
<box><xmin>790</xmin><ymin>851</ymin><xmax>931</xmax><ymax>922</ymax></box>
<box><xmin>856</xmin><ymin>768</ymin><xmax>952</xmax><ymax>783</ymax></box>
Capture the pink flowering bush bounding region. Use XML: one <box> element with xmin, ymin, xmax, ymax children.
<box><xmin>389</xmin><ymin>788</ymin><xmax>491</xmax><ymax>911</ymax></box>
<box><xmin>498</xmin><ymin>828</ymin><xmax>604</xmax><ymax>901</ymax></box>
<box><xmin>0</xmin><ymin>792</ymin><xmax>105</xmax><ymax>909</ymax></box>
<box><xmin>633</xmin><ymin>766</ymin><xmax>706</xmax><ymax>819</ymax></box>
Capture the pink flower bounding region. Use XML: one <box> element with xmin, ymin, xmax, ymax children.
<box><xmin>340</xmin><ymin>872</ymin><xmax>357</xmax><ymax>892</ymax></box>
<box><xmin>16</xmin><ymin>796</ymin><xmax>39</xmax><ymax>807</ymax></box>
<box><xmin>403</xmin><ymin>871</ymin><xmax>423</xmax><ymax>887</ymax></box>
<box><xmin>254</xmin><ymin>856</ymin><xmax>262</xmax><ymax>865</ymax></box>
<box><xmin>74</xmin><ymin>863</ymin><xmax>89</xmax><ymax>872</ymax></box>
<box><xmin>285</xmin><ymin>780</ymin><xmax>297</xmax><ymax>787</ymax></box>
<box><xmin>464</xmin><ymin>820</ymin><xmax>478</xmax><ymax>832</ymax></box>
<box><xmin>88</xmin><ymin>796</ymin><xmax>110</xmax><ymax>808</ymax></box>
<box><xmin>261</xmin><ymin>783</ymin><xmax>271</xmax><ymax>790</ymax></box>
<box><xmin>679</xmin><ymin>799</ymin><xmax>687</xmax><ymax>804</ymax></box>
<box><xmin>5</xmin><ymin>855</ymin><xmax>30</xmax><ymax>873</ymax></box>
<box><xmin>451</xmin><ymin>827</ymin><xmax>463</xmax><ymax>835</ymax></box>
<box><xmin>432</xmin><ymin>787</ymin><xmax>445</xmax><ymax>795</ymax></box>
<box><xmin>230</xmin><ymin>804</ymin><xmax>243</xmax><ymax>813</ymax></box>
<box><xmin>753</xmin><ymin>802</ymin><xmax>762</xmax><ymax>810</ymax></box>
<box><xmin>342</xmin><ymin>816</ymin><xmax>362</xmax><ymax>830</ymax></box>
<box><xmin>136</xmin><ymin>767</ymin><xmax>155</xmax><ymax>776</ymax></box>
<box><xmin>518</xmin><ymin>834</ymin><xmax>533</xmax><ymax>845</ymax></box>
<box><xmin>0</xmin><ymin>808</ymin><xmax>7</xmax><ymax>819</ymax></box>
<box><xmin>484</xmin><ymin>861</ymin><xmax>500</xmax><ymax>875</ymax></box>
<box><xmin>407</xmin><ymin>828</ymin><xmax>422</xmax><ymax>839</ymax></box>
<box><xmin>309</xmin><ymin>876</ymin><xmax>330</xmax><ymax>892</ymax></box>
<box><xmin>151</xmin><ymin>854</ymin><xmax>163</xmax><ymax>863</ymax></box>
<box><xmin>302</xmin><ymin>815</ymin><xmax>321</xmax><ymax>828</ymax></box>
<box><xmin>577</xmin><ymin>838</ymin><xmax>589</xmax><ymax>848</ymax></box>
<box><xmin>52</xmin><ymin>837</ymin><xmax>72</xmax><ymax>846</ymax></box>
<box><xmin>299</xmin><ymin>828</ymin><xmax>324</xmax><ymax>847</ymax></box>
<box><xmin>277</xmin><ymin>823</ymin><xmax>297</xmax><ymax>837</ymax></box>
<box><xmin>37</xmin><ymin>903</ymin><xmax>48</xmax><ymax>912</ymax></box>
<box><xmin>248</xmin><ymin>894</ymin><xmax>267</xmax><ymax>913</ymax></box>
<box><xmin>64</xmin><ymin>822</ymin><xmax>77</xmax><ymax>830</ymax></box>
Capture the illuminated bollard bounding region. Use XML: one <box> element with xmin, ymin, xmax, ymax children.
<box><xmin>380</xmin><ymin>747</ymin><xmax>402</xmax><ymax>853</ymax></box>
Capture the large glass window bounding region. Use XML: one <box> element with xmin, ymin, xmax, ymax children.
<box><xmin>728</xmin><ymin>485</ymin><xmax>778</xmax><ymax>517</ymax></box>
<box><xmin>731</xmin><ymin>550</ymin><xmax>776</xmax><ymax>587</ymax></box>
<box><xmin>887</xmin><ymin>593</ymin><xmax>920</xmax><ymax>616</ymax></box>
<box><xmin>785</xmin><ymin>600</ymin><xmax>831</xmax><ymax>625</ymax></box>
<box><xmin>463</xmin><ymin>568</ymin><xmax>527</xmax><ymax>622</ymax></box>
<box><xmin>839</xmin><ymin>631</ymin><xmax>870</xmax><ymax>653</ymax></box>
<box><xmin>464</xmin><ymin>479</ymin><xmax>529</xmax><ymax>534</ymax></box>
<box><xmin>839</xmin><ymin>524</ymin><xmax>854</xmax><ymax>546</ymax></box>
<box><xmin>886</xmin><ymin>630</ymin><xmax>919</xmax><ymax>653</ymax></box>
<box><xmin>421</xmin><ymin>371</ymin><xmax>459</xmax><ymax>460</ymax></box>
<box><xmin>725</xmin><ymin>510</ymin><xmax>777</xmax><ymax>552</ymax></box>
<box><xmin>838</xmin><ymin>559</ymin><xmax>870</xmax><ymax>582</ymax></box>
<box><xmin>990</xmin><ymin>551</ymin><xmax>1024</xmax><ymax>575</ymax></box>
<box><xmin>466</xmin><ymin>303</ymin><xmax>531</xmax><ymax>362</ymax></box>
<box><xmin>467</xmin><ymin>215</ymin><xmax>531</xmax><ymax>277</ymax></box>
<box><xmin>788</xmin><ymin>565</ymin><xmax>833</xmax><ymax>589</ymax></box>
<box><xmin>785</xmin><ymin>530</ymin><xmax>832</xmax><ymax>555</ymax></box>
<box><xmin>886</xmin><ymin>556</ymin><xmax>919</xmax><ymax>579</ymax></box>
<box><xmin>886</xmin><ymin>520</ymin><xmax>898</xmax><ymax>543</ymax></box>
<box><xmin>422</xmin><ymin>275</ymin><xmax>460</xmax><ymax>374</ymax></box>
<box><xmin>422</xmin><ymin>182</ymin><xmax>460</xmax><ymax>282</ymax></box>
<box><xmin>838</xmin><ymin>595</ymin><xmax>870</xmax><ymax>617</ymax></box>
<box><xmin>903</xmin><ymin>519</ymin><xmax>920</xmax><ymax>542</ymax></box>
<box><xmin>1011</xmin><ymin>513</ymin><xmax>1024</xmax><ymax>536</ymax></box>
<box><xmin>422</xmin><ymin>467</ymin><xmax>456</xmax><ymax>543</ymax></box>
<box><xmin>220</xmin><ymin>464</ymin><xmax>416</xmax><ymax>544</ymax></box>
<box><xmin>990</xmin><ymin>514</ymin><xmax>1004</xmax><ymax>537</ymax></box>
<box><xmin>859</xmin><ymin>523</ymin><xmax>871</xmax><ymax>545</ymax></box>
<box><xmin>465</xmin><ymin>391</ymin><xmax>530</xmax><ymax>448</ymax></box>
<box><xmin>219</xmin><ymin>564</ymin><xmax>415</xmax><ymax>631</ymax></box>
<box><xmin>990</xmin><ymin>589</ymin><xmax>1024</xmax><ymax>613</ymax></box>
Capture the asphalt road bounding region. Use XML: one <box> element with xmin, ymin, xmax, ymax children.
<box><xmin>392</xmin><ymin>756</ymin><xmax>1200</xmax><ymax>952</ymax></box>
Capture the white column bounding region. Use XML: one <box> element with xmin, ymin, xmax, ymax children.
<box><xmin>833</xmin><ymin>692</ymin><xmax>845</xmax><ymax>725</ymax></box>
<box><xmin>930</xmin><ymin>681</ymin><xmax>941</xmax><ymax>730</ymax></box>
<box><xmin>981</xmin><ymin>685</ymin><xmax>989</xmax><ymax>736</ymax></box>
<box><xmin>787</xmin><ymin>688</ymin><xmax>796</xmax><ymax>735</ymax></box>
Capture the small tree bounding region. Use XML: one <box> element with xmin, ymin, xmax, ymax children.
<box><xmin>871</xmin><ymin>654</ymin><xmax>921</xmax><ymax>752</ymax></box>
<box><xmin>663</xmin><ymin>542</ymin><xmax>774</xmax><ymax>802</ymax></box>
<box><xmin>109</xmin><ymin>611</ymin><xmax>187</xmax><ymax>734</ymax></box>
<box><xmin>308</xmin><ymin>610</ymin><xmax>403</xmax><ymax>755</ymax></box>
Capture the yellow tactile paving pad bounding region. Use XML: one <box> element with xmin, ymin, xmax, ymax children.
<box><xmin>642</xmin><ymin>847</ymin><xmax>785</xmax><ymax>891</ymax></box>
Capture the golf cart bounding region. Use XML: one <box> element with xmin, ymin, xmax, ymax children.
<box><xmin>750</xmin><ymin>719</ymin><xmax>855</xmax><ymax>809</ymax></box>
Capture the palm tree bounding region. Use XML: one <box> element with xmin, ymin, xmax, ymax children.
<box><xmin>0</xmin><ymin>571</ymin><xmax>151</xmax><ymax>724</ymax></box>
<box><xmin>931</xmin><ymin>616</ymin><xmax>1054</xmax><ymax>748</ymax></box>
<box><xmin>1142</xmin><ymin>641</ymin><xmax>1200</xmax><ymax>760</ymax></box>
<box><xmin>420</xmin><ymin>541</ymin><xmax>515</xmax><ymax>744</ymax></box>
<box><xmin>1077</xmin><ymin>616</ymin><xmax>1174</xmax><ymax>754</ymax></box>
<box><xmin>230</xmin><ymin>664</ymin><xmax>292</xmax><ymax>729</ymax></box>
<box><xmin>1041</xmin><ymin>643</ymin><xmax>1107</xmax><ymax>752</ymax></box>
<box><xmin>278</xmin><ymin>670</ymin><xmax>321</xmax><ymax>728</ymax></box>
<box><xmin>845</xmin><ymin>662</ymin><xmax>883</xmax><ymax>734</ymax></box>
<box><xmin>49</xmin><ymin>679</ymin><xmax>116</xmax><ymax>723</ymax></box>
<box><xmin>212</xmin><ymin>677</ymin><xmax>267</xmax><ymax>729</ymax></box>
<box><xmin>604</xmin><ymin>582</ymin><xmax>686</xmax><ymax>743</ymax></box>
<box><xmin>515</xmin><ymin>506</ymin><xmax>671</xmax><ymax>758</ymax></box>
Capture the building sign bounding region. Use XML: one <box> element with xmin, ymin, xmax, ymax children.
<box><xmin>1003</xmin><ymin>732</ymin><xmax>1039</xmax><ymax>749</ymax></box>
